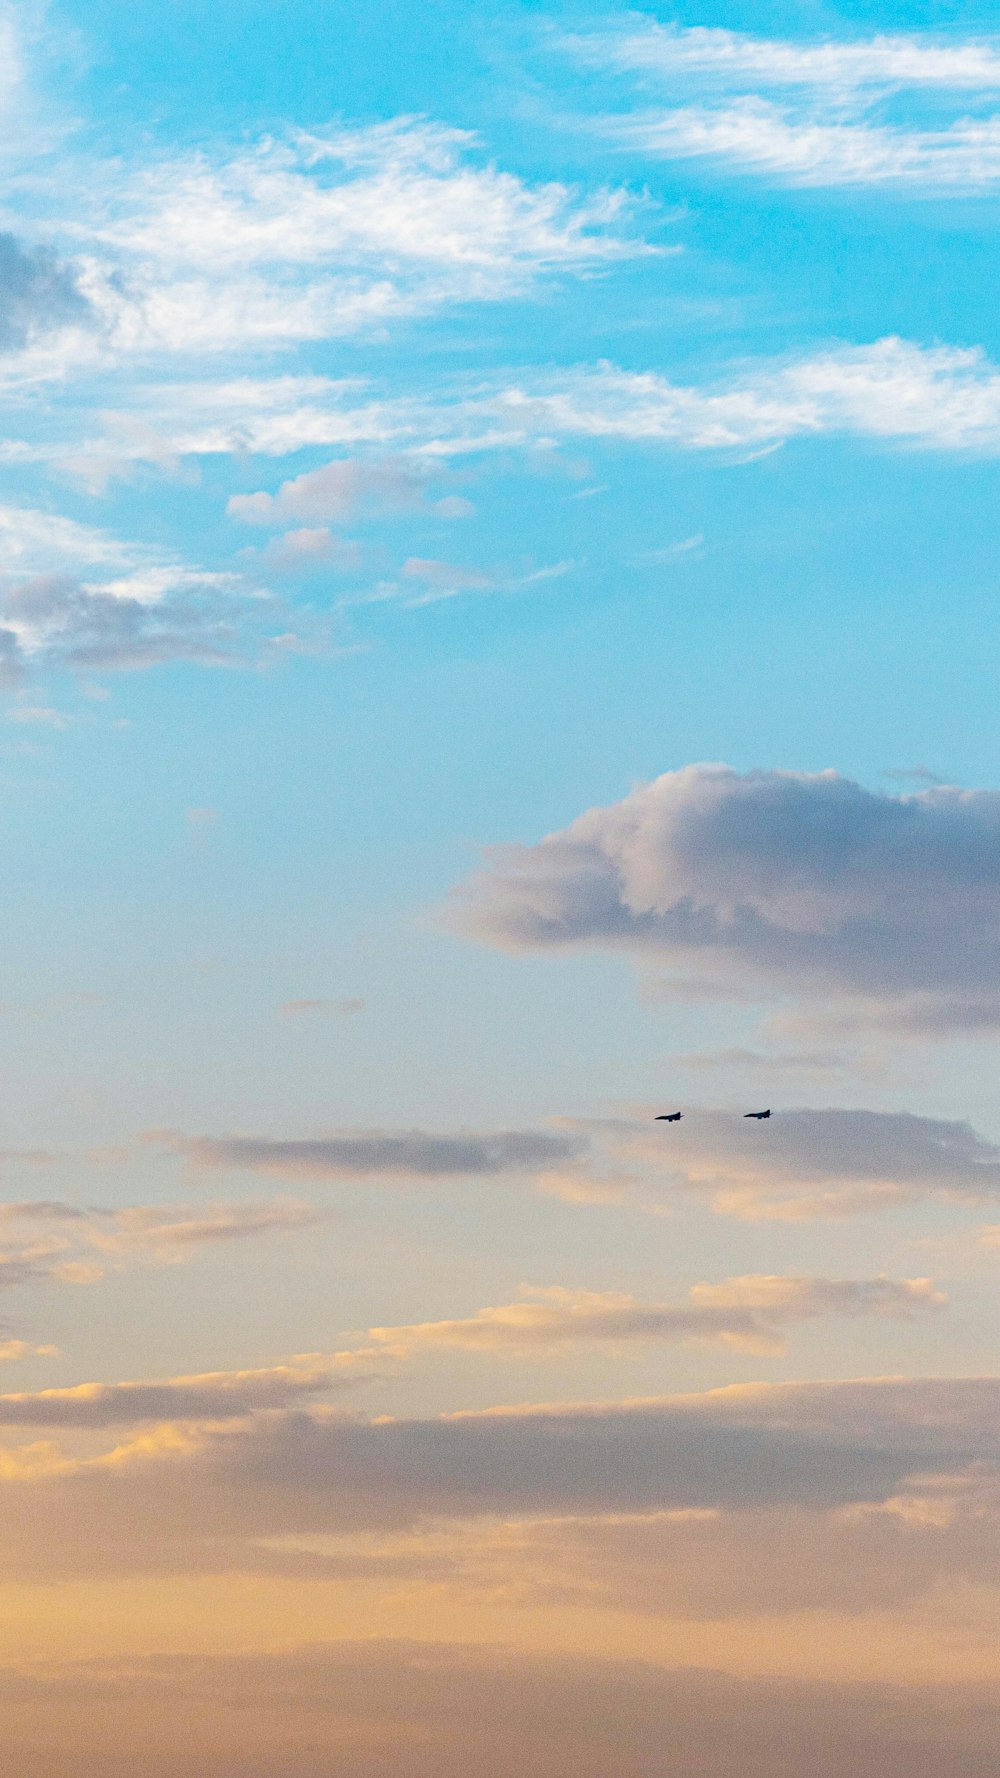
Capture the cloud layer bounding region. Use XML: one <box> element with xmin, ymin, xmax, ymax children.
<box><xmin>367</xmin><ymin>1275</ymin><xmax>945</xmax><ymax>1357</ymax></box>
<box><xmin>3</xmin><ymin>1640</ymin><xmax>997</xmax><ymax>1778</ymax></box>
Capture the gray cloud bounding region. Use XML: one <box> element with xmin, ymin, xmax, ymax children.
<box><xmin>166</xmin><ymin>1128</ymin><xmax>585</xmax><ymax>1180</ymax></box>
<box><xmin>449</xmin><ymin>764</ymin><xmax>1000</xmax><ymax>1029</ymax></box>
<box><xmin>0</xmin><ymin>234</ymin><xmax>91</xmax><ymax>351</ymax></box>
<box><xmin>587</xmin><ymin>1107</ymin><xmax>1000</xmax><ymax>1219</ymax></box>
<box><xmin>0</xmin><ymin>573</ymin><xmax>249</xmax><ymax>675</ymax></box>
<box><xmin>2</xmin><ymin>1375</ymin><xmax>1000</xmax><ymax>1585</ymax></box>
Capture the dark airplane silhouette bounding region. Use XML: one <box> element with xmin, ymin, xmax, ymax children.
<box><xmin>655</xmin><ymin>1112</ymin><xmax>683</xmax><ymax>1122</ymax></box>
<box><xmin>744</xmin><ymin>1109</ymin><xmax>771</xmax><ymax>1120</ymax></box>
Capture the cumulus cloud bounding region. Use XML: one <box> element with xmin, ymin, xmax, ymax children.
<box><xmin>366</xmin><ymin>1275</ymin><xmax>945</xmax><ymax>1358</ymax></box>
<box><xmin>0</xmin><ymin>570</ymin><xmax>262</xmax><ymax>676</ymax></box>
<box><xmin>252</xmin><ymin>527</ymin><xmax>362</xmax><ymax>576</ymax></box>
<box><xmin>164</xmin><ymin>1127</ymin><xmax>585</xmax><ymax>1181</ymax></box>
<box><xmin>449</xmin><ymin>763</ymin><xmax>1000</xmax><ymax>1030</ymax></box>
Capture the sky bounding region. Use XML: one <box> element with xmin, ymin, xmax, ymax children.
<box><xmin>2</xmin><ymin>0</ymin><xmax>1000</xmax><ymax>1770</ymax></box>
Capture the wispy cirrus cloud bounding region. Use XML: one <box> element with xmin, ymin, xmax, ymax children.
<box><xmin>14</xmin><ymin>118</ymin><xmax>643</xmax><ymax>373</ymax></box>
<box><xmin>562</xmin><ymin>23</ymin><xmax>1000</xmax><ymax>93</ymax></box>
<box><xmin>55</xmin><ymin>338</ymin><xmax>1000</xmax><ymax>485</ymax></box>
<box><xmin>562</xmin><ymin>20</ymin><xmax>1000</xmax><ymax>191</ymax></box>
<box><xmin>606</xmin><ymin>104</ymin><xmax>1000</xmax><ymax>191</ymax></box>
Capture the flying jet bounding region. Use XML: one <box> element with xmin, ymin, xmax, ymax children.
<box><xmin>655</xmin><ymin>1112</ymin><xmax>683</xmax><ymax>1122</ymax></box>
<box><xmin>744</xmin><ymin>1109</ymin><xmax>771</xmax><ymax>1120</ymax></box>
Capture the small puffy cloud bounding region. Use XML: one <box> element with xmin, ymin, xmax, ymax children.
<box><xmin>0</xmin><ymin>487</ymin><xmax>305</xmax><ymax>677</ymax></box>
<box><xmin>449</xmin><ymin>764</ymin><xmax>1000</xmax><ymax>1030</ymax></box>
<box><xmin>279</xmin><ymin>997</ymin><xmax>364</xmax><ymax>1016</ymax></box>
<box><xmin>228</xmin><ymin>456</ymin><xmax>434</xmax><ymax>525</ymax></box>
<box><xmin>0</xmin><ymin>1340</ymin><xmax>57</xmax><ymax>1363</ymax></box>
<box><xmin>255</xmin><ymin>527</ymin><xmax>362</xmax><ymax>576</ymax></box>
<box><xmin>400</xmin><ymin>557</ymin><xmax>493</xmax><ymax>602</ymax></box>
<box><xmin>366</xmin><ymin>1274</ymin><xmax>944</xmax><ymax>1358</ymax></box>
<box><xmin>163</xmin><ymin>1127</ymin><xmax>586</xmax><ymax>1181</ymax></box>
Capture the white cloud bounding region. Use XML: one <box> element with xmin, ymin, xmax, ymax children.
<box><xmin>564</xmin><ymin>22</ymin><xmax>1000</xmax><ymax>93</ymax></box>
<box><xmin>42</xmin><ymin>119</ymin><xmax>643</xmax><ymax>364</ymax></box>
<box><xmin>608</xmin><ymin>102</ymin><xmax>1000</xmax><ymax>190</ymax></box>
<box><xmin>62</xmin><ymin>337</ymin><xmax>1000</xmax><ymax>482</ymax></box>
<box><xmin>563</xmin><ymin>20</ymin><xmax>1000</xmax><ymax>191</ymax></box>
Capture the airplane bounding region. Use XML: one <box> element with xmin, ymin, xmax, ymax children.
<box><xmin>654</xmin><ymin>1112</ymin><xmax>683</xmax><ymax>1122</ymax></box>
<box><xmin>744</xmin><ymin>1109</ymin><xmax>771</xmax><ymax>1120</ymax></box>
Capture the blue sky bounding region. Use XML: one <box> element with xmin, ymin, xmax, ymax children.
<box><xmin>4</xmin><ymin>5</ymin><xmax>1000</xmax><ymax>1769</ymax></box>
